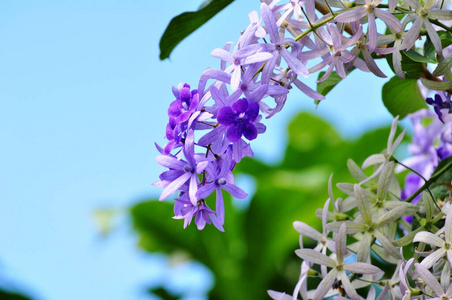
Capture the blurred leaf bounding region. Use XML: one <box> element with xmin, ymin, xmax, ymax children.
<box><xmin>148</xmin><ymin>287</ymin><xmax>180</xmax><ymax>300</ymax></box>
<box><xmin>159</xmin><ymin>0</ymin><xmax>234</xmax><ymax>60</ymax></box>
<box><xmin>93</xmin><ymin>208</ymin><xmax>117</xmax><ymax>236</ymax></box>
<box><xmin>131</xmin><ymin>112</ymin><xmax>397</xmax><ymax>299</ymax></box>
<box><xmin>382</xmin><ymin>76</ymin><xmax>427</xmax><ymax>119</ymax></box>
<box><xmin>0</xmin><ymin>290</ymin><xmax>33</xmax><ymax>300</ymax></box>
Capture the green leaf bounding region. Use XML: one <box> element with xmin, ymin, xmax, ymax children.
<box><xmin>159</xmin><ymin>0</ymin><xmax>234</xmax><ymax>60</ymax></box>
<box><xmin>382</xmin><ymin>76</ymin><xmax>428</xmax><ymax>119</ymax></box>
<box><xmin>432</xmin><ymin>54</ymin><xmax>452</xmax><ymax>77</ymax></box>
<box><xmin>386</xmin><ymin>50</ymin><xmax>424</xmax><ymax>78</ymax></box>
<box><xmin>430</xmin><ymin>156</ymin><xmax>452</xmax><ymax>201</ymax></box>
<box><xmin>420</xmin><ymin>77</ymin><xmax>452</xmax><ymax>90</ymax></box>
<box><xmin>403</xmin><ymin>49</ymin><xmax>437</xmax><ymax>64</ymax></box>
<box><xmin>316</xmin><ymin>71</ymin><xmax>344</xmax><ymax>99</ymax></box>
<box><xmin>438</xmin><ymin>30</ymin><xmax>452</xmax><ymax>48</ymax></box>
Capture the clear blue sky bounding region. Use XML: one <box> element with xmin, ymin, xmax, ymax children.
<box><xmin>0</xmin><ymin>1</ymin><xmax>394</xmax><ymax>299</ymax></box>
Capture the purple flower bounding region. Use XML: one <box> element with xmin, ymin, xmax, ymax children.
<box><xmin>334</xmin><ymin>0</ymin><xmax>402</xmax><ymax>52</ymax></box>
<box><xmin>155</xmin><ymin>130</ymin><xmax>209</xmax><ymax>205</ymax></box>
<box><xmin>168</xmin><ymin>83</ymin><xmax>199</xmax><ymax>124</ymax></box>
<box><xmin>217</xmin><ymin>98</ymin><xmax>260</xmax><ymax>142</ymax></box>
<box><xmin>174</xmin><ymin>195</ymin><xmax>224</xmax><ymax>231</ymax></box>
<box><xmin>197</xmin><ymin>152</ymin><xmax>247</xmax><ymax>225</ymax></box>
<box><xmin>426</xmin><ymin>93</ymin><xmax>452</xmax><ymax>123</ymax></box>
<box><xmin>260</xmin><ymin>3</ymin><xmax>308</xmax><ymax>84</ymax></box>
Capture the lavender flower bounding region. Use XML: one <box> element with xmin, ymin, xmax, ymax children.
<box><xmin>426</xmin><ymin>93</ymin><xmax>452</xmax><ymax>123</ymax></box>
<box><xmin>196</xmin><ymin>152</ymin><xmax>247</xmax><ymax>225</ymax></box>
<box><xmin>155</xmin><ymin>130</ymin><xmax>209</xmax><ymax>205</ymax></box>
<box><xmin>334</xmin><ymin>0</ymin><xmax>402</xmax><ymax>52</ymax></box>
<box><xmin>217</xmin><ymin>98</ymin><xmax>261</xmax><ymax>142</ymax></box>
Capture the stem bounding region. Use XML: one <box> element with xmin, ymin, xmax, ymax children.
<box><xmin>405</xmin><ymin>160</ymin><xmax>452</xmax><ymax>203</ymax></box>
<box><xmin>430</xmin><ymin>19</ymin><xmax>452</xmax><ymax>32</ymax></box>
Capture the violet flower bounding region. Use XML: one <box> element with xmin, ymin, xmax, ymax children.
<box><xmin>217</xmin><ymin>98</ymin><xmax>261</xmax><ymax>142</ymax></box>
<box><xmin>197</xmin><ymin>152</ymin><xmax>247</xmax><ymax>225</ymax></box>
<box><xmin>168</xmin><ymin>83</ymin><xmax>199</xmax><ymax>124</ymax></box>
<box><xmin>401</xmin><ymin>0</ymin><xmax>452</xmax><ymax>53</ymax></box>
<box><xmin>334</xmin><ymin>0</ymin><xmax>402</xmax><ymax>52</ymax></box>
<box><xmin>174</xmin><ymin>195</ymin><xmax>224</xmax><ymax>231</ymax></box>
<box><xmin>260</xmin><ymin>3</ymin><xmax>309</xmax><ymax>84</ymax></box>
<box><xmin>211</xmin><ymin>44</ymin><xmax>273</xmax><ymax>91</ymax></box>
<box><xmin>155</xmin><ymin>130</ymin><xmax>209</xmax><ymax>205</ymax></box>
<box><xmin>426</xmin><ymin>93</ymin><xmax>452</xmax><ymax>123</ymax></box>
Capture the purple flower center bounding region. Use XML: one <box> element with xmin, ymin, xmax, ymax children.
<box><xmin>183</xmin><ymin>164</ymin><xmax>193</xmax><ymax>173</ymax></box>
<box><xmin>217</xmin><ymin>178</ymin><xmax>227</xmax><ymax>185</ymax></box>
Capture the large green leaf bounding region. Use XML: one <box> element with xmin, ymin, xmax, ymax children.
<box><xmin>159</xmin><ymin>0</ymin><xmax>234</xmax><ymax>60</ymax></box>
<box><xmin>382</xmin><ymin>76</ymin><xmax>428</xmax><ymax>119</ymax></box>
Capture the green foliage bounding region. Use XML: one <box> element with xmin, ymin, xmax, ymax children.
<box><xmin>315</xmin><ymin>71</ymin><xmax>344</xmax><ymax>100</ymax></box>
<box><xmin>159</xmin><ymin>0</ymin><xmax>234</xmax><ymax>60</ymax></box>
<box><xmin>131</xmin><ymin>113</ymin><xmax>395</xmax><ymax>299</ymax></box>
<box><xmin>0</xmin><ymin>290</ymin><xmax>33</xmax><ymax>300</ymax></box>
<box><xmin>430</xmin><ymin>156</ymin><xmax>452</xmax><ymax>201</ymax></box>
<box><xmin>382</xmin><ymin>76</ymin><xmax>427</xmax><ymax>119</ymax></box>
<box><xmin>403</xmin><ymin>50</ymin><xmax>437</xmax><ymax>64</ymax></box>
<box><xmin>386</xmin><ymin>51</ymin><xmax>424</xmax><ymax>79</ymax></box>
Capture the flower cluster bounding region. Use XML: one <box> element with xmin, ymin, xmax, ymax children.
<box><xmin>398</xmin><ymin>107</ymin><xmax>452</xmax><ymax>204</ymax></box>
<box><xmin>155</xmin><ymin>0</ymin><xmax>452</xmax><ymax>231</ymax></box>
<box><xmin>269</xmin><ymin>118</ymin><xmax>452</xmax><ymax>300</ymax></box>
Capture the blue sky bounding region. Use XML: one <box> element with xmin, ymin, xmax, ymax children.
<box><xmin>0</xmin><ymin>1</ymin><xmax>394</xmax><ymax>299</ymax></box>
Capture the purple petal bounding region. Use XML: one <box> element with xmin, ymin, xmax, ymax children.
<box><xmin>227</xmin><ymin>123</ymin><xmax>244</xmax><ymax>142</ymax></box>
<box><xmin>261</xmin><ymin>3</ymin><xmax>280</xmax><ymax>43</ymax></box>
<box><xmin>198</xmin><ymin>126</ymin><xmax>226</xmax><ymax>146</ymax></box>
<box><xmin>334</xmin><ymin>7</ymin><xmax>367</xmax><ymax>23</ymax></box>
<box><xmin>280</xmin><ymin>47</ymin><xmax>308</xmax><ymax>77</ymax></box>
<box><xmin>362</xmin><ymin>46</ymin><xmax>387</xmax><ymax>77</ymax></box>
<box><xmin>424</xmin><ymin>19</ymin><xmax>442</xmax><ymax>52</ymax></box>
<box><xmin>261</xmin><ymin>52</ymin><xmax>278</xmax><ymax>84</ymax></box>
<box><xmin>246</xmin><ymin>102</ymin><xmax>259</xmax><ymax>121</ymax></box>
<box><xmin>188</xmin><ymin>174</ymin><xmax>198</xmax><ymax>205</ymax></box>
<box><xmin>243</xmin><ymin>122</ymin><xmax>258</xmax><ymax>140</ymax></box>
<box><xmin>222</xmin><ymin>183</ymin><xmax>248</xmax><ymax>199</ymax></box>
<box><xmin>293</xmin><ymin>79</ymin><xmax>325</xmax><ymax>100</ymax></box>
<box><xmin>375</xmin><ymin>9</ymin><xmax>402</xmax><ymax>32</ymax></box>
<box><xmin>215</xmin><ymin>187</ymin><xmax>225</xmax><ymax>225</ymax></box>
<box><xmin>401</xmin><ymin>17</ymin><xmax>422</xmax><ymax>50</ymax></box>
<box><xmin>232</xmin><ymin>98</ymin><xmax>249</xmax><ymax>113</ymax></box>
<box><xmin>217</xmin><ymin>106</ymin><xmax>237</xmax><ymax>126</ymax></box>
<box><xmin>247</xmin><ymin>84</ymin><xmax>268</xmax><ymax>103</ymax></box>
<box><xmin>368</xmin><ymin>13</ymin><xmax>377</xmax><ymax>52</ymax></box>
<box><xmin>195</xmin><ymin>211</ymin><xmax>207</xmax><ymax>230</ymax></box>
<box><xmin>156</xmin><ymin>155</ymin><xmax>186</xmax><ymax>170</ymax></box>
<box><xmin>210</xmin><ymin>48</ymin><xmax>233</xmax><ymax>63</ymax></box>
<box><xmin>159</xmin><ymin>172</ymin><xmax>191</xmax><ymax>201</ymax></box>
<box><xmin>243</xmin><ymin>52</ymin><xmax>273</xmax><ymax>65</ymax></box>
<box><xmin>231</xmin><ymin>66</ymin><xmax>242</xmax><ymax>91</ymax></box>
<box><xmin>197</xmin><ymin>184</ymin><xmax>216</xmax><ymax>199</ymax></box>
<box><xmin>183</xmin><ymin>130</ymin><xmax>196</xmax><ymax>167</ymax></box>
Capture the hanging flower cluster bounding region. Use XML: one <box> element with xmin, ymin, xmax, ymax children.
<box><xmin>154</xmin><ymin>0</ymin><xmax>452</xmax><ymax>232</ymax></box>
